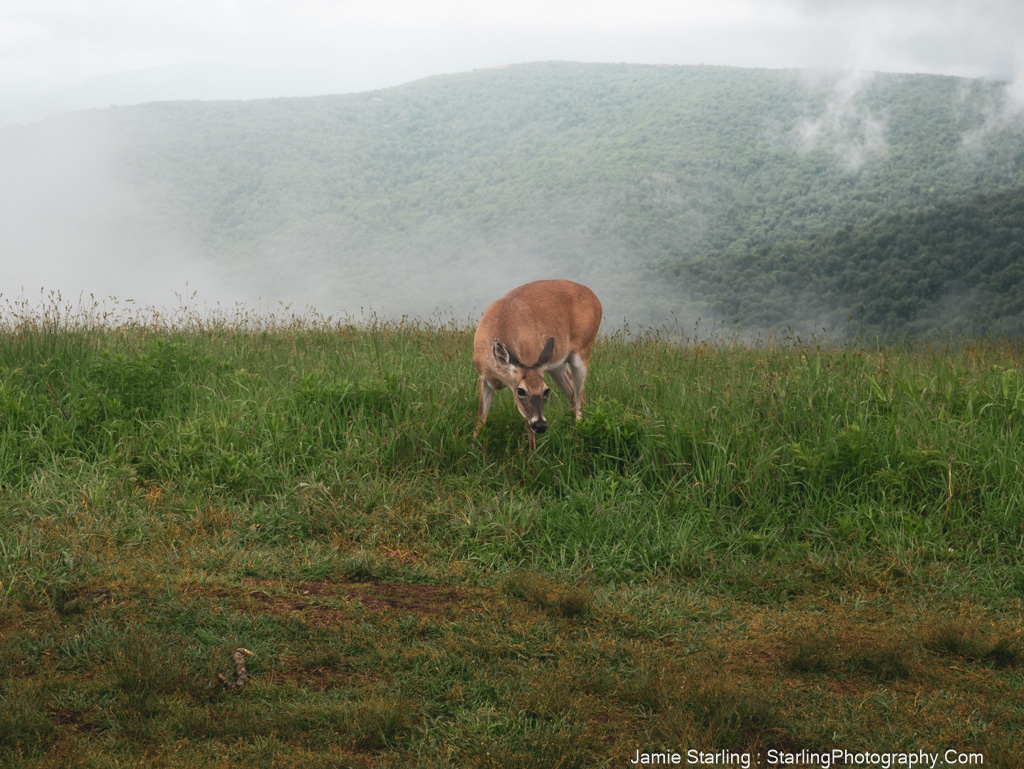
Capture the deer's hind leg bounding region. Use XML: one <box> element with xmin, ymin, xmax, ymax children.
<box><xmin>547</xmin><ymin>362</ymin><xmax>577</xmax><ymax>415</ymax></box>
<box><xmin>567</xmin><ymin>353</ymin><xmax>589</xmax><ymax>419</ymax></box>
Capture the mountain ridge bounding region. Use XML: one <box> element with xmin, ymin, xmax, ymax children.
<box><xmin>3</xmin><ymin>61</ymin><xmax>1023</xmax><ymax>332</ymax></box>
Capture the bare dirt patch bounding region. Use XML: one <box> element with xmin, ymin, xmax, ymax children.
<box><xmin>48</xmin><ymin>708</ymin><xmax>104</xmax><ymax>735</ymax></box>
<box><xmin>343</xmin><ymin>582</ymin><xmax>479</xmax><ymax>615</ymax></box>
<box><xmin>195</xmin><ymin>578</ymin><xmax>490</xmax><ymax>623</ymax></box>
<box><xmin>268</xmin><ymin>655</ymin><xmax>367</xmax><ymax>692</ymax></box>
<box><xmin>727</xmin><ymin>640</ymin><xmax>790</xmax><ymax>677</ymax></box>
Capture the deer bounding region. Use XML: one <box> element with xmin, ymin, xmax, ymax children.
<box><xmin>472</xmin><ymin>280</ymin><xmax>602</xmax><ymax>451</ymax></box>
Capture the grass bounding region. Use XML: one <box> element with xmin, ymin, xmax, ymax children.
<box><xmin>1</xmin><ymin>293</ymin><xmax>1023</xmax><ymax>767</ymax></box>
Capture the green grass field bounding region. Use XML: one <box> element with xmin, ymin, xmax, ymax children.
<box><xmin>1</xmin><ymin>296</ymin><xmax>1022</xmax><ymax>767</ymax></box>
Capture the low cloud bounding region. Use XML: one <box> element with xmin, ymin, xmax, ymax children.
<box><xmin>0</xmin><ymin>114</ymin><xmax>254</xmax><ymax>317</ymax></box>
<box><xmin>795</xmin><ymin>70</ymin><xmax>888</xmax><ymax>172</ymax></box>
<box><xmin>959</xmin><ymin>69</ymin><xmax>1024</xmax><ymax>153</ymax></box>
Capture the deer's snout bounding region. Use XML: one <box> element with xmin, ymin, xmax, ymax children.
<box><xmin>530</xmin><ymin>419</ymin><xmax>547</xmax><ymax>434</ymax></box>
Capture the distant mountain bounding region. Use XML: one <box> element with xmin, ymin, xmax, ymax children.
<box><xmin>671</xmin><ymin>185</ymin><xmax>1024</xmax><ymax>338</ymax></box>
<box><xmin>2</xmin><ymin>62</ymin><xmax>1023</xmax><ymax>332</ymax></box>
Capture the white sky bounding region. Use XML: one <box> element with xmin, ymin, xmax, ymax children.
<box><xmin>2</xmin><ymin>0</ymin><xmax>1022</xmax><ymax>96</ymax></box>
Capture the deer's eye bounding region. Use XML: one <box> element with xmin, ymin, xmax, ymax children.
<box><xmin>516</xmin><ymin>387</ymin><xmax>527</xmax><ymax>398</ymax></box>
<box><xmin>543</xmin><ymin>388</ymin><xmax>551</xmax><ymax>398</ymax></box>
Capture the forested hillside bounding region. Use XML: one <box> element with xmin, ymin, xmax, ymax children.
<box><xmin>3</xmin><ymin>62</ymin><xmax>1024</xmax><ymax>331</ymax></box>
<box><xmin>669</xmin><ymin>185</ymin><xmax>1024</xmax><ymax>337</ymax></box>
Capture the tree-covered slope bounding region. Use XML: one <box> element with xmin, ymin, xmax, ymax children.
<box><xmin>3</xmin><ymin>62</ymin><xmax>1023</xmax><ymax>327</ymax></box>
<box><xmin>672</xmin><ymin>185</ymin><xmax>1024</xmax><ymax>337</ymax></box>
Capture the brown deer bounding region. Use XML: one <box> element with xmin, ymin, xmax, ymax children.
<box><xmin>473</xmin><ymin>280</ymin><xmax>602</xmax><ymax>450</ymax></box>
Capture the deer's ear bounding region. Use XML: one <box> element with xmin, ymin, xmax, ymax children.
<box><xmin>493</xmin><ymin>340</ymin><xmax>519</xmax><ymax>369</ymax></box>
<box><xmin>536</xmin><ymin>336</ymin><xmax>555</xmax><ymax>367</ymax></box>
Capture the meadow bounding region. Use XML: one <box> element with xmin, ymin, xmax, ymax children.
<box><xmin>1</xmin><ymin>296</ymin><xmax>1022</xmax><ymax>768</ymax></box>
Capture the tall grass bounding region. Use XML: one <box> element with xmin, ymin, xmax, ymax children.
<box><xmin>2</xmin><ymin>293</ymin><xmax>1023</xmax><ymax>597</ymax></box>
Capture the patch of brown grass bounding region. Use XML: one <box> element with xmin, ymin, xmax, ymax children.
<box><xmin>502</xmin><ymin>570</ymin><xmax>596</xmax><ymax>619</ymax></box>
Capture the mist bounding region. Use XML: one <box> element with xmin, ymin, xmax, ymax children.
<box><xmin>0</xmin><ymin>116</ymin><xmax>253</xmax><ymax>317</ymax></box>
<box><xmin>0</xmin><ymin>108</ymin><xmax>681</xmax><ymax>329</ymax></box>
<box><xmin>794</xmin><ymin>70</ymin><xmax>889</xmax><ymax>173</ymax></box>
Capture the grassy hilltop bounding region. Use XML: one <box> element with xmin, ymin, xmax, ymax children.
<box><xmin>1</xmin><ymin>299</ymin><xmax>1022</xmax><ymax>767</ymax></box>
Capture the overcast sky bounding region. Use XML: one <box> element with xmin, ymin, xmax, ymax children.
<box><xmin>2</xmin><ymin>0</ymin><xmax>1023</xmax><ymax>101</ymax></box>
